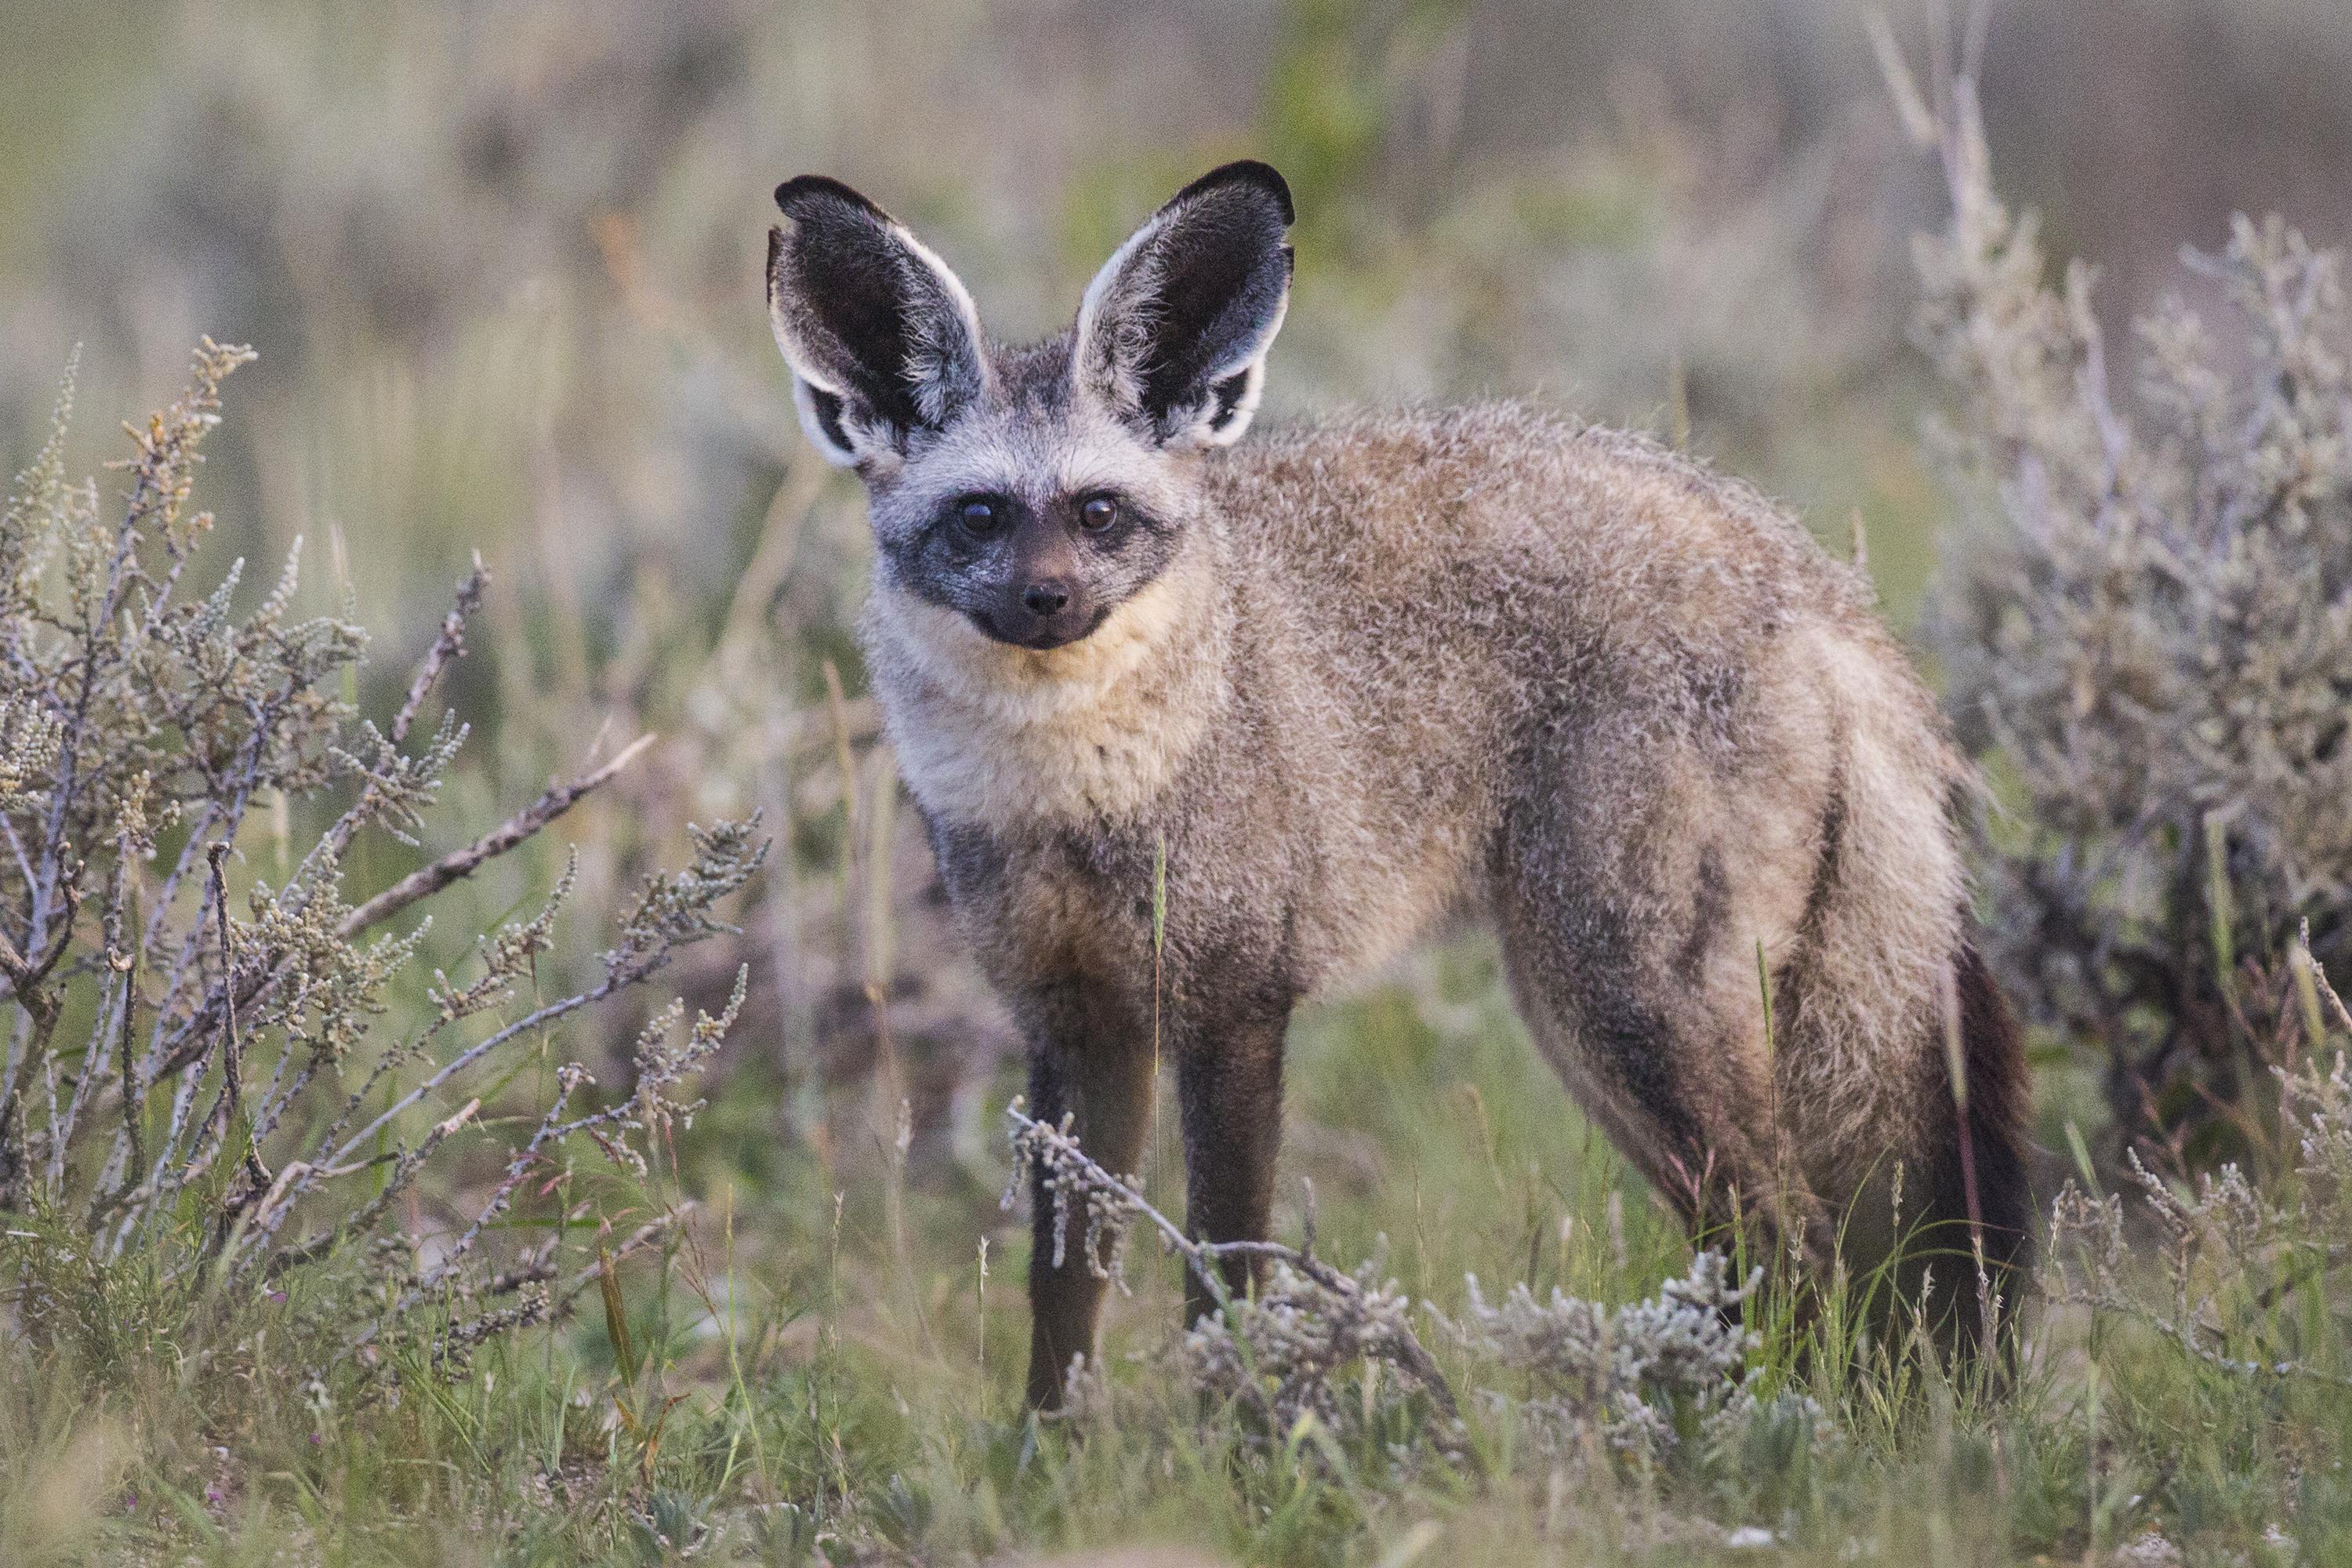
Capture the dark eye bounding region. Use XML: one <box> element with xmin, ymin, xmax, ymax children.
<box><xmin>958</xmin><ymin>497</ymin><xmax>1002</xmax><ymax>537</ymax></box>
<box><xmin>1079</xmin><ymin>495</ymin><xmax>1119</xmax><ymax>532</ymax></box>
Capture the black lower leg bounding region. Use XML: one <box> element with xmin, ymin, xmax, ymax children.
<box><xmin>1025</xmin><ymin>1037</ymin><xmax>1155</xmax><ymax>1410</ymax></box>
<box><xmin>1177</xmin><ymin>1015</ymin><xmax>1288</xmax><ymax>1326</ymax></box>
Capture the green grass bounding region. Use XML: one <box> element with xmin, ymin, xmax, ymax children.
<box><xmin>5</xmin><ymin>930</ymin><xmax>2346</xmax><ymax>1566</ymax></box>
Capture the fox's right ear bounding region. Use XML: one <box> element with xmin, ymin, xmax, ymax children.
<box><xmin>767</xmin><ymin>176</ymin><xmax>989</xmax><ymax>468</ymax></box>
<box><xmin>1075</xmin><ymin>161</ymin><xmax>1294</xmax><ymax>449</ymax></box>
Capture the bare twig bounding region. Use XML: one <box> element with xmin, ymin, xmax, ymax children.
<box><xmin>1004</xmin><ymin>1099</ymin><xmax>1463</xmax><ymax>1425</ymax></box>
<box><xmin>336</xmin><ymin>732</ymin><xmax>654</xmax><ymax>938</ymax></box>
<box><xmin>391</xmin><ymin>559</ymin><xmax>486</xmax><ymax>751</ymax></box>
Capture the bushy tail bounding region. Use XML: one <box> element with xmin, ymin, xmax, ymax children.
<box><xmin>1914</xmin><ymin>934</ymin><xmax>2034</xmax><ymax>1360</ymax></box>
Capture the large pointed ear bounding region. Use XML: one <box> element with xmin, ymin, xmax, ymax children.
<box><xmin>767</xmin><ymin>176</ymin><xmax>990</xmax><ymax>467</ymax></box>
<box><xmin>1074</xmin><ymin>161</ymin><xmax>1294</xmax><ymax>450</ymax></box>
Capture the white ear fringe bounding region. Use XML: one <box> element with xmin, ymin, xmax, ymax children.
<box><xmin>790</xmin><ymin>375</ymin><xmax>862</xmax><ymax>468</ymax></box>
<box><xmin>1182</xmin><ymin>358</ymin><xmax>1266</xmax><ymax>449</ymax></box>
<box><xmin>1073</xmin><ymin>210</ymin><xmax>1166</xmax><ymax>401</ymax></box>
<box><xmin>768</xmin><ymin>270</ymin><xmax>866</xmax><ymax>466</ymax></box>
<box><xmin>890</xmin><ymin>220</ymin><xmax>992</xmax><ymax>422</ymax></box>
<box><xmin>1171</xmin><ymin>276</ymin><xmax>1287</xmax><ymax>448</ymax></box>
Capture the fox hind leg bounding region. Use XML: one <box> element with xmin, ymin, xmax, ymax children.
<box><xmin>1500</xmin><ymin>924</ymin><xmax>1831</xmax><ymax>1270</ymax></box>
<box><xmin>1490</xmin><ymin>742</ymin><xmax>1837</xmax><ymax>1278</ymax></box>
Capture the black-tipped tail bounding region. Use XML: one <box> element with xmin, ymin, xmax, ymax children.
<box><xmin>1918</xmin><ymin>936</ymin><xmax>2034</xmax><ymax>1360</ymax></box>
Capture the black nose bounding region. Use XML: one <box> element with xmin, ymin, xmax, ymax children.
<box><xmin>1022</xmin><ymin>580</ymin><xmax>1072</xmax><ymax>615</ymax></box>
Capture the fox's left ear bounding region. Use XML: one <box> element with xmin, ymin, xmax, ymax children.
<box><xmin>1075</xmin><ymin>161</ymin><xmax>1294</xmax><ymax>449</ymax></box>
<box><xmin>768</xmin><ymin>176</ymin><xmax>989</xmax><ymax>468</ymax></box>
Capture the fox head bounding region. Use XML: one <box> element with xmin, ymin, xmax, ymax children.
<box><xmin>765</xmin><ymin>162</ymin><xmax>1293</xmax><ymax>653</ymax></box>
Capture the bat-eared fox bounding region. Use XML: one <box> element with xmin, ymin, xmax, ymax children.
<box><xmin>764</xmin><ymin>160</ymin><xmax>2029</xmax><ymax>1408</ymax></box>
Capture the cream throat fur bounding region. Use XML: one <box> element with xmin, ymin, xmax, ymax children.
<box><xmin>860</xmin><ymin>538</ymin><xmax>1231</xmax><ymax>828</ymax></box>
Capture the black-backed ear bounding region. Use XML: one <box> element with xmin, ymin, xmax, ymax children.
<box><xmin>767</xmin><ymin>176</ymin><xmax>990</xmax><ymax>467</ymax></box>
<box><xmin>1073</xmin><ymin>161</ymin><xmax>1294</xmax><ymax>449</ymax></box>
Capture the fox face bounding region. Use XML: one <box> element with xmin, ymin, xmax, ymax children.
<box><xmin>765</xmin><ymin>164</ymin><xmax>1294</xmax><ymax>653</ymax></box>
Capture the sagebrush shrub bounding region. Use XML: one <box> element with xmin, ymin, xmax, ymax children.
<box><xmin>0</xmin><ymin>342</ymin><xmax>762</xmax><ymax>1388</ymax></box>
<box><xmin>1434</xmin><ymin>1252</ymin><xmax>1794</xmax><ymax>1467</ymax></box>
<box><xmin>2046</xmin><ymin>949</ymin><xmax>2352</xmax><ymax>1394</ymax></box>
<box><xmin>1915</xmin><ymin>82</ymin><xmax>2352</xmax><ymax>1167</ymax></box>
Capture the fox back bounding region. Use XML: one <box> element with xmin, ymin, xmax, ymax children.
<box><xmin>765</xmin><ymin>162</ymin><xmax>2031</xmax><ymax>1408</ymax></box>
